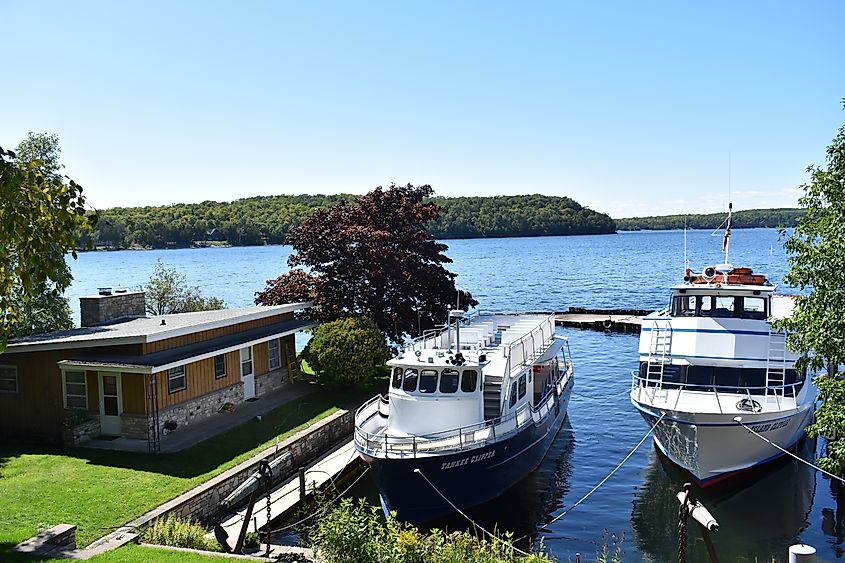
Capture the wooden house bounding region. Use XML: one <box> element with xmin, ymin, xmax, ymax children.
<box><xmin>0</xmin><ymin>289</ymin><xmax>315</xmax><ymax>452</ymax></box>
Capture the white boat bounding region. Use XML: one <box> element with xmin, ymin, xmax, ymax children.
<box><xmin>630</xmin><ymin>207</ymin><xmax>816</xmax><ymax>486</ymax></box>
<box><xmin>354</xmin><ymin>311</ymin><xmax>574</xmax><ymax>522</ymax></box>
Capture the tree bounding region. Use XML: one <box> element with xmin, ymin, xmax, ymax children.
<box><xmin>0</xmin><ymin>134</ymin><xmax>97</xmax><ymax>351</ymax></box>
<box><xmin>776</xmin><ymin>101</ymin><xmax>845</xmax><ymax>473</ymax></box>
<box><xmin>304</xmin><ymin>317</ymin><xmax>390</xmax><ymax>388</ymax></box>
<box><xmin>9</xmin><ymin>262</ymin><xmax>74</xmax><ymax>338</ymax></box>
<box><xmin>144</xmin><ymin>260</ymin><xmax>225</xmax><ymax>315</ymax></box>
<box><xmin>255</xmin><ymin>184</ymin><xmax>477</xmax><ymax>343</ymax></box>
<box><xmin>14</xmin><ymin>132</ymin><xmax>63</xmax><ymax>177</ymax></box>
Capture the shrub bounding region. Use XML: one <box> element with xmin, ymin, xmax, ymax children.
<box><xmin>143</xmin><ymin>514</ymin><xmax>220</xmax><ymax>552</ymax></box>
<box><xmin>243</xmin><ymin>531</ymin><xmax>261</xmax><ymax>549</ymax></box>
<box><xmin>304</xmin><ymin>317</ymin><xmax>390</xmax><ymax>389</ymax></box>
<box><xmin>310</xmin><ymin>498</ymin><xmax>558</xmax><ymax>563</ymax></box>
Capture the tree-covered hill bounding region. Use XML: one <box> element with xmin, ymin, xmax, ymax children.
<box><xmin>615</xmin><ymin>208</ymin><xmax>803</xmax><ymax>231</ymax></box>
<box><xmin>79</xmin><ymin>193</ymin><xmax>616</xmax><ymax>249</ymax></box>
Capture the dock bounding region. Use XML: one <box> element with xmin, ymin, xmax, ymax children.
<box><xmin>216</xmin><ymin>440</ymin><xmax>359</xmax><ymax>540</ymax></box>
<box><xmin>550</xmin><ymin>308</ymin><xmax>650</xmax><ymax>333</ymax></box>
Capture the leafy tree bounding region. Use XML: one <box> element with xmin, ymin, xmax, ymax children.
<box><xmin>776</xmin><ymin>101</ymin><xmax>845</xmax><ymax>473</ymax></box>
<box><xmin>9</xmin><ymin>263</ymin><xmax>74</xmax><ymax>338</ymax></box>
<box><xmin>144</xmin><ymin>259</ymin><xmax>225</xmax><ymax>315</ymax></box>
<box><xmin>304</xmin><ymin>317</ymin><xmax>390</xmax><ymax>388</ymax></box>
<box><xmin>255</xmin><ymin>184</ymin><xmax>477</xmax><ymax>343</ymax></box>
<box><xmin>0</xmin><ymin>134</ymin><xmax>96</xmax><ymax>351</ymax></box>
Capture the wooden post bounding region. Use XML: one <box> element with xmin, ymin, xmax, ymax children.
<box><xmin>299</xmin><ymin>467</ymin><xmax>306</xmax><ymax>501</ymax></box>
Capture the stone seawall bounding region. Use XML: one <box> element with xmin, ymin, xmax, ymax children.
<box><xmin>124</xmin><ymin>408</ymin><xmax>353</xmax><ymax>532</ymax></box>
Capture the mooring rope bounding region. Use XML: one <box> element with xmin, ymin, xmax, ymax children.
<box><xmin>514</xmin><ymin>412</ymin><xmax>666</xmax><ymax>543</ymax></box>
<box><xmin>733</xmin><ymin>416</ymin><xmax>845</xmax><ymax>484</ymax></box>
<box><xmin>414</xmin><ymin>468</ymin><xmax>532</xmax><ymax>557</ymax></box>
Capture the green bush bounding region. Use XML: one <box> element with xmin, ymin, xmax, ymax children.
<box><xmin>310</xmin><ymin>498</ymin><xmax>557</xmax><ymax>563</ymax></box>
<box><xmin>143</xmin><ymin>514</ymin><xmax>220</xmax><ymax>552</ymax></box>
<box><xmin>304</xmin><ymin>317</ymin><xmax>390</xmax><ymax>389</ymax></box>
<box><xmin>243</xmin><ymin>531</ymin><xmax>260</xmax><ymax>549</ymax></box>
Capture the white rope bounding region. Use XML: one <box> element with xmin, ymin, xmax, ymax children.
<box><xmin>414</xmin><ymin>468</ymin><xmax>532</xmax><ymax>557</ymax></box>
<box><xmin>516</xmin><ymin>412</ymin><xmax>666</xmax><ymax>542</ymax></box>
<box><xmin>733</xmin><ymin>416</ymin><xmax>845</xmax><ymax>484</ymax></box>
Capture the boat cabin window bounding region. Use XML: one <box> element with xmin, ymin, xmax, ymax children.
<box><xmin>518</xmin><ymin>374</ymin><xmax>527</xmax><ymax>399</ymax></box>
<box><xmin>402</xmin><ymin>369</ymin><xmax>419</xmax><ymax>392</ymax></box>
<box><xmin>672</xmin><ymin>294</ymin><xmax>768</xmax><ymax>320</ymax></box>
<box><xmin>440</xmin><ymin>368</ymin><xmax>459</xmax><ymax>393</ymax></box>
<box><xmin>638</xmin><ymin>362</ymin><xmax>804</xmax><ymax>395</ymax></box>
<box><xmin>391</xmin><ymin>368</ymin><xmax>403</xmax><ymax>389</ymax></box>
<box><xmin>509</xmin><ymin>381</ymin><xmax>518</xmax><ymax>408</ymax></box>
<box><xmin>419</xmin><ymin>369</ymin><xmax>438</xmax><ymax>393</ymax></box>
<box><xmin>461</xmin><ymin>370</ymin><xmax>478</xmax><ymax>393</ymax></box>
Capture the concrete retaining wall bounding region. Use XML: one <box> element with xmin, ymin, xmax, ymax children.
<box><xmin>124</xmin><ymin>408</ymin><xmax>353</xmax><ymax>532</ymax></box>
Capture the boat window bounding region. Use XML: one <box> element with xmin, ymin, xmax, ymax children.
<box><xmin>712</xmin><ymin>296</ymin><xmax>735</xmax><ymax>318</ymax></box>
<box><xmin>391</xmin><ymin>368</ymin><xmax>403</xmax><ymax>389</ymax></box>
<box><xmin>509</xmin><ymin>381</ymin><xmax>518</xmax><ymax>408</ymax></box>
<box><xmin>461</xmin><ymin>370</ymin><xmax>478</xmax><ymax>392</ymax></box>
<box><xmin>699</xmin><ymin>295</ymin><xmax>713</xmax><ymax>314</ymax></box>
<box><xmin>672</xmin><ymin>296</ymin><xmax>696</xmax><ymax>317</ymax></box>
<box><xmin>419</xmin><ymin>369</ymin><xmax>438</xmax><ymax>393</ymax></box>
<box><xmin>402</xmin><ymin>369</ymin><xmax>419</xmax><ymax>392</ymax></box>
<box><xmin>518</xmin><ymin>374</ymin><xmax>527</xmax><ymax>399</ymax></box>
<box><xmin>742</xmin><ymin>297</ymin><xmax>767</xmax><ymax>320</ymax></box>
<box><xmin>440</xmin><ymin>369</ymin><xmax>459</xmax><ymax>393</ymax></box>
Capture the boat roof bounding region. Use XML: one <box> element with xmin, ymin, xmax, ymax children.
<box><xmin>670</xmin><ymin>283</ymin><xmax>777</xmax><ymax>293</ymax></box>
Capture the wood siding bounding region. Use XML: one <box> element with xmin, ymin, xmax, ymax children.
<box><xmin>122</xmin><ymin>373</ymin><xmax>146</xmax><ymax>414</ymax></box>
<box><xmin>157</xmin><ymin>354</ymin><xmax>239</xmax><ymax>409</ymax></box>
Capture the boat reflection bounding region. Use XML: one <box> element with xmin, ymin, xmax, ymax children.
<box><xmin>632</xmin><ymin>437</ymin><xmax>816</xmax><ymax>562</ymax></box>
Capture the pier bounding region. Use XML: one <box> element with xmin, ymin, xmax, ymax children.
<box><xmin>550</xmin><ymin>307</ymin><xmax>650</xmax><ymax>333</ymax></box>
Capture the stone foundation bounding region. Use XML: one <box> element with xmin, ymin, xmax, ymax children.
<box><xmin>121</xmin><ymin>413</ymin><xmax>149</xmax><ymax>440</ymax></box>
<box><xmin>256</xmin><ymin>368</ymin><xmax>289</xmax><ymax>397</ymax></box>
<box><xmin>63</xmin><ymin>414</ymin><xmax>101</xmax><ymax>446</ymax></box>
<box><xmin>157</xmin><ymin>383</ymin><xmax>244</xmax><ymax>434</ymax></box>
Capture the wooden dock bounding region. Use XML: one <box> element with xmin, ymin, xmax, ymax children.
<box><xmin>549</xmin><ymin>308</ymin><xmax>650</xmax><ymax>334</ymax></box>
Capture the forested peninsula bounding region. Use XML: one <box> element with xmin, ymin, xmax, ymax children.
<box><xmin>79</xmin><ymin>193</ymin><xmax>616</xmax><ymax>249</ymax></box>
<box><xmin>615</xmin><ymin>208</ymin><xmax>803</xmax><ymax>231</ymax></box>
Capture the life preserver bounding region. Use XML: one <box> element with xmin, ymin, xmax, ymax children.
<box><xmin>603</xmin><ymin>318</ymin><xmax>613</xmax><ymax>330</ymax></box>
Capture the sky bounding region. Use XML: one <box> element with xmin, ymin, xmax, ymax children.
<box><xmin>2</xmin><ymin>1</ymin><xmax>843</xmax><ymax>218</ymax></box>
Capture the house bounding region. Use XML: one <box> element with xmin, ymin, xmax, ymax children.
<box><xmin>0</xmin><ymin>288</ymin><xmax>315</xmax><ymax>451</ymax></box>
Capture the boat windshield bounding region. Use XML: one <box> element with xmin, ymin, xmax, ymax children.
<box><xmin>671</xmin><ymin>294</ymin><xmax>768</xmax><ymax>320</ymax></box>
<box><xmin>638</xmin><ymin>363</ymin><xmax>804</xmax><ymax>395</ymax></box>
<box><xmin>391</xmin><ymin>366</ymin><xmax>478</xmax><ymax>395</ymax></box>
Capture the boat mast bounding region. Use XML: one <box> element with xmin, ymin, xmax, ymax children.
<box><xmin>723</xmin><ymin>202</ymin><xmax>732</xmax><ymax>265</ymax></box>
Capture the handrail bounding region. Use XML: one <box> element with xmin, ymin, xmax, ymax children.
<box><xmin>630</xmin><ymin>370</ymin><xmax>804</xmax><ymax>392</ymax></box>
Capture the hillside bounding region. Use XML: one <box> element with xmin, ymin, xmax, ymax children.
<box><xmin>614</xmin><ymin>208</ymin><xmax>803</xmax><ymax>231</ymax></box>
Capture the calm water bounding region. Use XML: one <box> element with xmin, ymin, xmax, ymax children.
<box><xmin>66</xmin><ymin>229</ymin><xmax>842</xmax><ymax>562</ymax></box>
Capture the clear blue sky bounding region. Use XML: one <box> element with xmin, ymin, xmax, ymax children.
<box><xmin>2</xmin><ymin>1</ymin><xmax>843</xmax><ymax>218</ymax></box>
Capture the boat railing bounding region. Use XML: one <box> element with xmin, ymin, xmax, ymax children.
<box><xmin>503</xmin><ymin>313</ymin><xmax>557</xmax><ymax>376</ymax></box>
<box><xmin>354</xmin><ymin>370</ymin><xmax>570</xmax><ymax>459</ymax></box>
<box><xmin>630</xmin><ymin>370</ymin><xmax>803</xmax><ymax>410</ymax></box>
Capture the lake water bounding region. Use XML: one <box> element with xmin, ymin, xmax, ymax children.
<box><xmin>65</xmin><ymin>229</ymin><xmax>842</xmax><ymax>562</ymax></box>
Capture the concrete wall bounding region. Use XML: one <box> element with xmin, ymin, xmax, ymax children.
<box><xmin>125</xmin><ymin>408</ymin><xmax>353</xmax><ymax>531</ymax></box>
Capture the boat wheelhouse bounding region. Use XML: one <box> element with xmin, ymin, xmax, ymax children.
<box><xmin>354</xmin><ymin>312</ymin><xmax>574</xmax><ymax>522</ymax></box>
<box><xmin>631</xmin><ymin>253</ymin><xmax>815</xmax><ymax>485</ymax></box>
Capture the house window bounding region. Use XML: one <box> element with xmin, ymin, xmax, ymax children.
<box><xmin>168</xmin><ymin>365</ymin><xmax>186</xmax><ymax>393</ymax></box>
<box><xmin>63</xmin><ymin>371</ymin><xmax>87</xmax><ymax>409</ymax></box>
<box><xmin>0</xmin><ymin>365</ymin><xmax>17</xmax><ymax>393</ymax></box>
<box><xmin>268</xmin><ymin>339</ymin><xmax>281</xmax><ymax>371</ymax></box>
<box><xmin>240</xmin><ymin>347</ymin><xmax>253</xmax><ymax>377</ymax></box>
<box><xmin>215</xmin><ymin>354</ymin><xmax>227</xmax><ymax>379</ymax></box>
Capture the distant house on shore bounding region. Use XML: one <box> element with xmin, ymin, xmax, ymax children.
<box><xmin>0</xmin><ymin>289</ymin><xmax>314</xmax><ymax>452</ymax></box>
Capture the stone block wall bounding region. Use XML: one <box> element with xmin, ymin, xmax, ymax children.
<box><xmin>256</xmin><ymin>368</ymin><xmax>289</xmax><ymax>397</ymax></box>
<box><xmin>157</xmin><ymin>383</ymin><xmax>244</xmax><ymax>434</ymax></box>
<box><xmin>64</xmin><ymin>415</ymin><xmax>101</xmax><ymax>446</ymax></box>
<box><xmin>125</xmin><ymin>408</ymin><xmax>354</xmax><ymax>530</ymax></box>
<box><xmin>121</xmin><ymin>413</ymin><xmax>149</xmax><ymax>440</ymax></box>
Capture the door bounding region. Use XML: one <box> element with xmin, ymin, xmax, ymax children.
<box><xmin>240</xmin><ymin>346</ymin><xmax>255</xmax><ymax>400</ymax></box>
<box><xmin>98</xmin><ymin>372</ymin><xmax>123</xmax><ymax>435</ymax></box>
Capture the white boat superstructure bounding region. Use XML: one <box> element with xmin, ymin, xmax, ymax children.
<box><xmin>631</xmin><ymin>209</ymin><xmax>815</xmax><ymax>484</ymax></box>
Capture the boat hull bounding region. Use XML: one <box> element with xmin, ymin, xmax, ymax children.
<box><xmin>361</xmin><ymin>377</ymin><xmax>573</xmax><ymax>523</ymax></box>
<box><xmin>634</xmin><ymin>403</ymin><xmax>814</xmax><ymax>486</ymax></box>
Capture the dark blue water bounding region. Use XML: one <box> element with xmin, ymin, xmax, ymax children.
<box><xmin>66</xmin><ymin>229</ymin><xmax>841</xmax><ymax>562</ymax></box>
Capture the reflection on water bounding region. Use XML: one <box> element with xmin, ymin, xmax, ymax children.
<box><xmin>633</xmin><ymin>437</ymin><xmax>816</xmax><ymax>562</ymax></box>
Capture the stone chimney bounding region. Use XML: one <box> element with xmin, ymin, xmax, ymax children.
<box><xmin>80</xmin><ymin>288</ymin><xmax>146</xmax><ymax>327</ymax></box>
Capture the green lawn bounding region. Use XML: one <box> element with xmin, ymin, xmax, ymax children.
<box><xmin>0</xmin><ymin>385</ymin><xmax>371</xmax><ymax>556</ymax></box>
<box><xmin>90</xmin><ymin>544</ymin><xmax>256</xmax><ymax>562</ymax></box>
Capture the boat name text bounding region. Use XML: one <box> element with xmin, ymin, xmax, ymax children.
<box><xmin>440</xmin><ymin>451</ymin><xmax>496</xmax><ymax>470</ymax></box>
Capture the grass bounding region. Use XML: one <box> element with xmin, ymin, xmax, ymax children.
<box><xmin>0</xmin><ymin>383</ymin><xmax>379</xmax><ymax>555</ymax></box>
<box><xmin>89</xmin><ymin>544</ymin><xmax>242</xmax><ymax>562</ymax></box>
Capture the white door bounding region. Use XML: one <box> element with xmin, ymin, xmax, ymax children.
<box><xmin>98</xmin><ymin>372</ymin><xmax>123</xmax><ymax>435</ymax></box>
<box><xmin>240</xmin><ymin>347</ymin><xmax>255</xmax><ymax>400</ymax></box>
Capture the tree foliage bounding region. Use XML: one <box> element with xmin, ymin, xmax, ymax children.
<box><xmin>615</xmin><ymin>208</ymin><xmax>804</xmax><ymax>231</ymax></box>
<box><xmin>75</xmin><ymin>193</ymin><xmax>616</xmax><ymax>250</ymax></box>
<box><xmin>0</xmin><ymin>134</ymin><xmax>97</xmax><ymax>351</ymax></box>
<box><xmin>776</xmin><ymin>101</ymin><xmax>845</xmax><ymax>473</ymax></box>
<box><xmin>256</xmin><ymin>184</ymin><xmax>477</xmax><ymax>344</ymax></box>
<box><xmin>8</xmin><ymin>262</ymin><xmax>74</xmax><ymax>338</ymax></box>
<box><xmin>144</xmin><ymin>259</ymin><xmax>225</xmax><ymax>315</ymax></box>
<box><xmin>304</xmin><ymin>317</ymin><xmax>390</xmax><ymax>389</ymax></box>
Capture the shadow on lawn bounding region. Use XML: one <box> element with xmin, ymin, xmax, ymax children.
<box><xmin>0</xmin><ymin>386</ymin><xmax>371</xmax><ymax>480</ymax></box>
